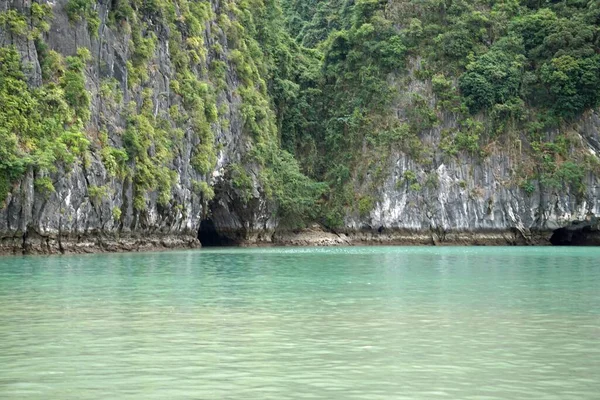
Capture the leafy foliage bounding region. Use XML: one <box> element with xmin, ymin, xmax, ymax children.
<box><xmin>66</xmin><ymin>0</ymin><xmax>100</xmax><ymax>37</ymax></box>
<box><xmin>280</xmin><ymin>0</ymin><xmax>600</xmax><ymax>209</ymax></box>
<box><xmin>0</xmin><ymin>46</ymin><xmax>89</xmax><ymax>204</ymax></box>
<box><xmin>460</xmin><ymin>37</ymin><xmax>525</xmax><ymax>113</ymax></box>
<box><xmin>2</xmin><ymin>0</ymin><xmax>599</xmax><ymax>224</ymax></box>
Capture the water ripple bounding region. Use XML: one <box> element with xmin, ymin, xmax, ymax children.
<box><xmin>0</xmin><ymin>247</ymin><xmax>599</xmax><ymax>399</ymax></box>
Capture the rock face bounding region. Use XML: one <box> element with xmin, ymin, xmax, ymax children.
<box><xmin>1</xmin><ymin>0</ymin><xmax>599</xmax><ymax>255</ymax></box>
<box><xmin>341</xmin><ymin>69</ymin><xmax>600</xmax><ymax>246</ymax></box>
<box><xmin>0</xmin><ymin>0</ymin><xmax>263</xmax><ymax>254</ymax></box>
<box><xmin>344</xmin><ymin>125</ymin><xmax>600</xmax><ymax>246</ymax></box>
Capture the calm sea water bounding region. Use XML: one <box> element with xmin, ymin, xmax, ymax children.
<box><xmin>0</xmin><ymin>247</ymin><xmax>599</xmax><ymax>399</ymax></box>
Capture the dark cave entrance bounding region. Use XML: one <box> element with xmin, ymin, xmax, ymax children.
<box><xmin>550</xmin><ymin>226</ymin><xmax>593</xmax><ymax>246</ymax></box>
<box><xmin>198</xmin><ymin>219</ymin><xmax>237</xmax><ymax>247</ymax></box>
<box><xmin>550</xmin><ymin>227</ymin><xmax>574</xmax><ymax>246</ymax></box>
<box><xmin>549</xmin><ymin>218</ymin><xmax>600</xmax><ymax>246</ymax></box>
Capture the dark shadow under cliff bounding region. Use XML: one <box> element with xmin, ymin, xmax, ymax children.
<box><xmin>550</xmin><ymin>218</ymin><xmax>600</xmax><ymax>246</ymax></box>
<box><xmin>198</xmin><ymin>219</ymin><xmax>240</xmax><ymax>247</ymax></box>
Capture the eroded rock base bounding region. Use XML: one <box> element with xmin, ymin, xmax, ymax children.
<box><xmin>239</xmin><ymin>226</ymin><xmax>553</xmax><ymax>247</ymax></box>
<box><xmin>0</xmin><ymin>232</ymin><xmax>200</xmax><ymax>256</ymax></box>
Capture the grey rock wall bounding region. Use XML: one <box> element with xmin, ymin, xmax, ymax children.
<box><xmin>0</xmin><ymin>0</ymin><xmax>266</xmax><ymax>254</ymax></box>
<box><xmin>345</xmin><ymin>62</ymin><xmax>600</xmax><ymax>244</ymax></box>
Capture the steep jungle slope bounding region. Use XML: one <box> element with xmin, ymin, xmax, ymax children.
<box><xmin>280</xmin><ymin>0</ymin><xmax>600</xmax><ymax>244</ymax></box>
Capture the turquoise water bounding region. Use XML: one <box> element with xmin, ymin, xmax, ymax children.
<box><xmin>0</xmin><ymin>247</ymin><xmax>599</xmax><ymax>399</ymax></box>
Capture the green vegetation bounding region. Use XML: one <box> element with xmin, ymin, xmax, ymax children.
<box><xmin>278</xmin><ymin>0</ymin><xmax>600</xmax><ymax>210</ymax></box>
<box><xmin>88</xmin><ymin>185</ymin><xmax>109</xmax><ymax>204</ymax></box>
<box><xmin>192</xmin><ymin>180</ymin><xmax>215</xmax><ymax>202</ymax></box>
<box><xmin>63</xmin><ymin>48</ymin><xmax>92</xmax><ymax>122</ymax></box>
<box><xmin>112</xmin><ymin>206</ymin><xmax>122</xmax><ymax>221</ymax></box>
<box><xmin>358</xmin><ymin>196</ymin><xmax>375</xmax><ymax>217</ymax></box>
<box><xmin>34</xmin><ymin>177</ymin><xmax>55</xmax><ymax>199</ymax></box>
<box><xmin>66</xmin><ymin>0</ymin><xmax>100</xmax><ymax>37</ymax></box>
<box><xmin>0</xmin><ymin>44</ymin><xmax>89</xmax><ymax>204</ymax></box>
<box><xmin>0</xmin><ymin>5</ymin><xmax>52</xmax><ymax>39</ymax></box>
<box><xmin>1</xmin><ymin>0</ymin><xmax>599</xmax><ymax>226</ymax></box>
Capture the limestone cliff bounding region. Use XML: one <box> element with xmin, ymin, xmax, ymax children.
<box><xmin>343</xmin><ymin>66</ymin><xmax>600</xmax><ymax>246</ymax></box>
<box><xmin>1</xmin><ymin>0</ymin><xmax>600</xmax><ymax>254</ymax></box>
<box><xmin>0</xmin><ymin>0</ymin><xmax>275</xmax><ymax>253</ymax></box>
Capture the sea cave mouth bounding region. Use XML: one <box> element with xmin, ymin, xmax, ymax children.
<box><xmin>549</xmin><ymin>218</ymin><xmax>600</xmax><ymax>246</ymax></box>
<box><xmin>198</xmin><ymin>219</ymin><xmax>238</xmax><ymax>247</ymax></box>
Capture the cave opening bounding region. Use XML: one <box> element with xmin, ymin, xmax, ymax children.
<box><xmin>550</xmin><ymin>225</ymin><xmax>595</xmax><ymax>246</ymax></box>
<box><xmin>549</xmin><ymin>216</ymin><xmax>600</xmax><ymax>246</ymax></box>
<box><xmin>198</xmin><ymin>219</ymin><xmax>237</xmax><ymax>247</ymax></box>
<box><xmin>550</xmin><ymin>227</ymin><xmax>573</xmax><ymax>246</ymax></box>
